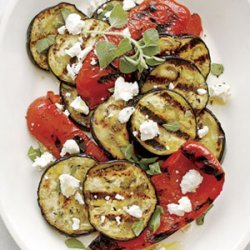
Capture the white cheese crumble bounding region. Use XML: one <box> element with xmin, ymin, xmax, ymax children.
<box><xmin>65</xmin><ymin>92</ymin><xmax>71</xmax><ymax>97</ymax></box>
<box><xmin>65</xmin><ymin>42</ymin><xmax>82</xmax><ymax>58</ymax></box>
<box><xmin>66</xmin><ymin>62</ymin><xmax>83</xmax><ymax>80</ymax></box>
<box><xmin>57</xmin><ymin>25</ymin><xmax>66</xmax><ymax>35</ymax></box>
<box><xmin>209</xmin><ymin>82</ymin><xmax>231</xmax><ymax>103</ymax></box>
<box><xmin>115</xmin><ymin>194</ymin><xmax>125</xmax><ymax>200</ymax></box>
<box><xmin>139</xmin><ymin>120</ymin><xmax>160</xmax><ymax>141</ymax></box>
<box><xmin>118</xmin><ymin>107</ymin><xmax>135</xmax><ymax>123</ymax></box>
<box><xmin>77</xmin><ymin>46</ymin><xmax>93</xmax><ymax>61</ymax></box>
<box><xmin>72</xmin><ymin>218</ymin><xmax>80</xmax><ymax>230</ymax></box>
<box><xmin>167</xmin><ymin>196</ymin><xmax>192</xmax><ymax>216</ymax></box>
<box><xmin>105</xmin><ymin>195</ymin><xmax>110</xmax><ymax>201</ymax></box>
<box><xmin>100</xmin><ymin>215</ymin><xmax>106</xmax><ymax>224</ymax></box>
<box><xmin>180</xmin><ymin>169</ymin><xmax>203</xmax><ymax>195</ymax></box>
<box><xmin>115</xmin><ymin>216</ymin><xmax>121</xmax><ymax>225</ymax></box>
<box><xmin>60</xmin><ymin>139</ymin><xmax>80</xmax><ymax>157</ymax></box>
<box><xmin>74</xmin><ymin>192</ymin><xmax>85</xmax><ymax>205</ymax></box>
<box><xmin>133</xmin><ymin>131</ymin><xmax>138</xmax><ymax>137</ymax></box>
<box><xmin>32</xmin><ymin>152</ymin><xmax>56</xmax><ymax>170</ymax></box>
<box><xmin>197</xmin><ymin>125</ymin><xmax>209</xmax><ymax>138</ymax></box>
<box><xmin>55</xmin><ymin>103</ymin><xmax>64</xmax><ymax>111</ymax></box>
<box><xmin>90</xmin><ymin>58</ymin><xmax>97</xmax><ymax>66</ymax></box>
<box><xmin>70</xmin><ymin>96</ymin><xmax>89</xmax><ymax>115</ymax></box>
<box><xmin>64</xmin><ymin>109</ymin><xmax>70</xmax><ymax>117</ymax></box>
<box><xmin>113</xmin><ymin>77</ymin><xmax>139</xmax><ymax>101</ymax></box>
<box><xmin>197</xmin><ymin>88</ymin><xmax>207</xmax><ymax>95</ymax></box>
<box><xmin>83</xmin><ymin>0</ymin><xmax>108</xmax><ymax>17</ymax></box>
<box><xmin>123</xmin><ymin>205</ymin><xmax>143</xmax><ymax>218</ymax></box>
<box><xmin>168</xmin><ymin>82</ymin><xmax>175</xmax><ymax>90</ymax></box>
<box><xmin>122</xmin><ymin>27</ymin><xmax>131</xmax><ymax>37</ymax></box>
<box><xmin>104</xmin><ymin>11</ymin><xmax>112</xmax><ymax>18</ymax></box>
<box><xmin>59</xmin><ymin>174</ymin><xmax>80</xmax><ymax>198</ymax></box>
<box><xmin>123</xmin><ymin>0</ymin><xmax>136</xmax><ymax>11</ymax></box>
<box><xmin>65</xmin><ymin>14</ymin><xmax>85</xmax><ymax>35</ymax></box>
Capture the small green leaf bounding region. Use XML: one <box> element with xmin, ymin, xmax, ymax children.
<box><xmin>132</xmin><ymin>220</ymin><xmax>144</xmax><ymax>236</ymax></box>
<box><xmin>121</xmin><ymin>144</ymin><xmax>138</xmax><ymax>162</ymax></box>
<box><xmin>36</xmin><ymin>35</ymin><xmax>56</xmax><ymax>53</ymax></box>
<box><xmin>108</xmin><ymin>87</ymin><xmax>114</xmax><ymax>93</ymax></box>
<box><xmin>95</xmin><ymin>40</ymin><xmax>117</xmax><ymax>69</ymax></box>
<box><xmin>109</xmin><ymin>4</ymin><xmax>128</xmax><ymax>28</ymax></box>
<box><xmin>97</xmin><ymin>3</ymin><xmax>115</xmax><ymax>20</ymax></box>
<box><xmin>163</xmin><ymin>104</ymin><xmax>171</xmax><ymax>110</ymax></box>
<box><xmin>61</xmin><ymin>9</ymin><xmax>71</xmax><ymax>22</ymax></box>
<box><xmin>138</xmin><ymin>58</ymin><xmax>148</xmax><ymax>72</ymax></box>
<box><xmin>120</xmin><ymin>57</ymin><xmax>138</xmax><ymax>73</ymax></box>
<box><xmin>70</xmin><ymin>165</ymin><xmax>78</xmax><ymax>175</ymax></box>
<box><xmin>163</xmin><ymin>121</ymin><xmax>180</xmax><ymax>132</ymax></box>
<box><xmin>65</xmin><ymin>238</ymin><xmax>86</xmax><ymax>249</ymax></box>
<box><xmin>115</xmin><ymin>38</ymin><xmax>133</xmax><ymax>57</ymax></box>
<box><xmin>146</xmin><ymin>162</ymin><xmax>162</xmax><ymax>175</ymax></box>
<box><xmin>148</xmin><ymin>205</ymin><xmax>164</xmax><ymax>232</ymax></box>
<box><xmin>211</xmin><ymin>63</ymin><xmax>224</xmax><ymax>77</ymax></box>
<box><xmin>27</xmin><ymin>146</ymin><xmax>41</xmax><ymax>161</ymax></box>
<box><xmin>146</xmin><ymin>56</ymin><xmax>165</xmax><ymax>66</ymax></box>
<box><xmin>142</xmin><ymin>45</ymin><xmax>160</xmax><ymax>56</ymax></box>
<box><xmin>138</xmin><ymin>157</ymin><xmax>158</xmax><ymax>170</ymax></box>
<box><xmin>142</xmin><ymin>28</ymin><xmax>159</xmax><ymax>46</ymax></box>
<box><xmin>196</xmin><ymin>204</ymin><xmax>213</xmax><ymax>226</ymax></box>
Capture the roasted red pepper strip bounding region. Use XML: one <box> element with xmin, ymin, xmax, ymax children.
<box><xmin>89</xmin><ymin>141</ymin><xmax>224</xmax><ymax>250</ymax></box>
<box><xmin>26</xmin><ymin>93</ymin><xmax>109</xmax><ymax>162</ymax></box>
<box><xmin>184</xmin><ymin>13</ymin><xmax>203</xmax><ymax>36</ymax></box>
<box><xmin>128</xmin><ymin>0</ymin><xmax>191</xmax><ymax>40</ymax></box>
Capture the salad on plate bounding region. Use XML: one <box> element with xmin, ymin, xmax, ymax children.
<box><xmin>25</xmin><ymin>0</ymin><xmax>231</xmax><ymax>249</ymax></box>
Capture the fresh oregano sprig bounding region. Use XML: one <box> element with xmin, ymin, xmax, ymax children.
<box><xmin>83</xmin><ymin>4</ymin><xmax>164</xmax><ymax>73</ymax></box>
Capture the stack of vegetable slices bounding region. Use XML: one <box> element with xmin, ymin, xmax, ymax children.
<box><xmin>26</xmin><ymin>1</ymin><xmax>226</xmax><ymax>249</ymax></box>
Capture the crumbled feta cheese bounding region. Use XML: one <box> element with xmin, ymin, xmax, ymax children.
<box><xmin>55</xmin><ymin>103</ymin><xmax>64</xmax><ymax>111</ymax></box>
<box><xmin>57</xmin><ymin>25</ymin><xmax>66</xmax><ymax>35</ymax></box>
<box><xmin>77</xmin><ymin>46</ymin><xmax>93</xmax><ymax>61</ymax></box>
<box><xmin>65</xmin><ymin>42</ymin><xmax>82</xmax><ymax>58</ymax></box>
<box><xmin>209</xmin><ymin>82</ymin><xmax>231</xmax><ymax>104</ymax></box>
<box><xmin>32</xmin><ymin>152</ymin><xmax>56</xmax><ymax>170</ymax></box>
<box><xmin>114</xmin><ymin>77</ymin><xmax>139</xmax><ymax>101</ymax></box>
<box><xmin>123</xmin><ymin>0</ymin><xmax>136</xmax><ymax>11</ymax></box>
<box><xmin>157</xmin><ymin>247</ymin><xmax>166</xmax><ymax>250</ymax></box>
<box><xmin>115</xmin><ymin>216</ymin><xmax>121</xmax><ymax>225</ymax></box>
<box><xmin>83</xmin><ymin>0</ymin><xmax>108</xmax><ymax>17</ymax></box>
<box><xmin>60</xmin><ymin>139</ymin><xmax>80</xmax><ymax>157</ymax></box>
<box><xmin>123</xmin><ymin>205</ymin><xmax>143</xmax><ymax>218</ymax></box>
<box><xmin>97</xmin><ymin>8</ymin><xmax>103</xmax><ymax>14</ymax></box>
<box><xmin>65</xmin><ymin>92</ymin><xmax>71</xmax><ymax>97</ymax></box>
<box><xmin>122</xmin><ymin>27</ymin><xmax>131</xmax><ymax>37</ymax></box>
<box><xmin>90</xmin><ymin>58</ymin><xmax>97</xmax><ymax>66</ymax></box>
<box><xmin>59</xmin><ymin>174</ymin><xmax>80</xmax><ymax>198</ymax></box>
<box><xmin>100</xmin><ymin>215</ymin><xmax>106</xmax><ymax>224</ymax></box>
<box><xmin>105</xmin><ymin>195</ymin><xmax>110</xmax><ymax>201</ymax></box>
<box><xmin>74</xmin><ymin>192</ymin><xmax>85</xmax><ymax>205</ymax></box>
<box><xmin>135</xmin><ymin>0</ymin><xmax>144</xmax><ymax>4</ymax></box>
<box><xmin>118</xmin><ymin>107</ymin><xmax>135</xmax><ymax>123</ymax></box>
<box><xmin>167</xmin><ymin>196</ymin><xmax>192</xmax><ymax>216</ymax></box>
<box><xmin>44</xmin><ymin>175</ymin><xmax>49</xmax><ymax>180</ymax></box>
<box><xmin>197</xmin><ymin>126</ymin><xmax>209</xmax><ymax>138</ymax></box>
<box><xmin>94</xmin><ymin>195</ymin><xmax>98</xmax><ymax>199</ymax></box>
<box><xmin>133</xmin><ymin>131</ymin><xmax>138</xmax><ymax>137</ymax></box>
<box><xmin>180</xmin><ymin>169</ymin><xmax>203</xmax><ymax>195</ymax></box>
<box><xmin>168</xmin><ymin>82</ymin><xmax>175</xmax><ymax>90</ymax></box>
<box><xmin>64</xmin><ymin>109</ymin><xmax>70</xmax><ymax>117</ymax></box>
<box><xmin>197</xmin><ymin>88</ymin><xmax>208</xmax><ymax>95</ymax></box>
<box><xmin>105</xmin><ymin>11</ymin><xmax>112</xmax><ymax>18</ymax></box>
<box><xmin>70</xmin><ymin>96</ymin><xmax>89</xmax><ymax>115</ymax></box>
<box><xmin>72</xmin><ymin>218</ymin><xmax>80</xmax><ymax>230</ymax></box>
<box><xmin>67</xmin><ymin>62</ymin><xmax>83</xmax><ymax>80</ymax></box>
<box><xmin>65</xmin><ymin>14</ymin><xmax>85</xmax><ymax>35</ymax></box>
<box><xmin>115</xmin><ymin>194</ymin><xmax>125</xmax><ymax>200</ymax></box>
<box><xmin>139</xmin><ymin>120</ymin><xmax>160</xmax><ymax>141</ymax></box>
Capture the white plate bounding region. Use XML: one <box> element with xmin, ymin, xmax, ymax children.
<box><xmin>0</xmin><ymin>0</ymin><xmax>250</xmax><ymax>249</ymax></box>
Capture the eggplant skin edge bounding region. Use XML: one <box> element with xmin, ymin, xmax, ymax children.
<box><xmin>37</xmin><ymin>153</ymin><xmax>97</xmax><ymax>237</ymax></box>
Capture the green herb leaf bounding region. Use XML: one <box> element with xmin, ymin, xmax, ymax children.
<box><xmin>211</xmin><ymin>63</ymin><xmax>224</xmax><ymax>77</ymax></box>
<box><xmin>142</xmin><ymin>28</ymin><xmax>159</xmax><ymax>46</ymax></box>
<box><xmin>109</xmin><ymin>4</ymin><xmax>128</xmax><ymax>28</ymax></box>
<box><xmin>95</xmin><ymin>40</ymin><xmax>117</xmax><ymax>69</ymax></box>
<box><xmin>65</xmin><ymin>238</ymin><xmax>86</xmax><ymax>249</ymax></box>
<box><xmin>27</xmin><ymin>146</ymin><xmax>41</xmax><ymax>161</ymax></box>
<box><xmin>142</xmin><ymin>45</ymin><xmax>160</xmax><ymax>57</ymax></box>
<box><xmin>138</xmin><ymin>157</ymin><xmax>158</xmax><ymax>170</ymax></box>
<box><xmin>132</xmin><ymin>220</ymin><xmax>144</xmax><ymax>236</ymax></box>
<box><xmin>70</xmin><ymin>165</ymin><xmax>78</xmax><ymax>175</ymax></box>
<box><xmin>148</xmin><ymin>205</ymin><xmax>164</xmax><ymax>232</ymax></box>
<box><xmin>120</xmin><ymin>57</ymin><xmax>138</xmax><ymax>73</ymax></box>
<box><xmin>146</xmin><ymin>56</ymin><xmax>165</xmax><ymax>66</ymax></box>
<box><xmin>163</xmin><ymin>121</ymin><xmax>180</xmax><ymax>132</ymax></box>
<box><xmin>115</xmin><ymin>38</ymin><xmax>133</xmax><ymax>57</ymax></box>
<box><xmin>121</xmin><ymin>144</ymin><xmax>138</xmax><ymax>162</ymax></box>
<box><xmin>146</xmin><ymin>162</ymin><xmax>162</xmax><ymax>175</ymax></box>
<box><xmin>97</xmin><ymin>3</ymin><xmax>115</xmax><ymax>20</ymax></box>
<box><xmin>61</xmin><ymin>9</ymin><xmax>71</xmax><ymax>22</ymax></box>
<box><xmin>196</xmin><ymin>204</ymin><xmax>213</xmax><ymax>226</ymax></box>
<box><xmin>36</xmin><ymin>35</ymin><xmax>56</xmax><ymax>54</ymax></box>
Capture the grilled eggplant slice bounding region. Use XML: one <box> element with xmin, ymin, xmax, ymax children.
<box><xmin>141</xmin><ymin>58</ymin><xmax>208</xmax><ymax>114</ymax></box>
<box><xmin>91</xmin><ymin>96</ymin><xmax>130</xmax><ymax>159</ymax></box>
<box><xmin>93</xmin><ymin>1</ymin><xmax>123</xmax><ymax>21</ymax></box>
<box><xmin>131</xmin><ymin>90</ymin><xmax>196</xmax><ymax>155</ymax></box>
<box><xmin>38</xmin><ymin>155</ymin><xmax>97</xmax><ymax>235</ymax></box>
<box><xmin>48</xmin><ymin>19</ymin><xmax>109</xmax><ymax>85</ymax></box>
<box><xmin>28</xmin><ymin>3</ymin><xmax>86</xmax><ymax>70</ymax></box>
<box><xmin>159</xmin><ymin>35</ymin><xmax>211</xmax><ymax>78</ymax></box>
<box><xmin>60</xmin><ymin>83</ymin><xmax>91</xmax><ymax>130</ymax></box>
<box><xmin>196</xmin><ymin>109</ymin><xmax>225</xmax><ymax>161</ymax></box>
<box><xmin>84</xmin><ymin>161</ymin><xmax>157</xmax><ymax>241</ymax></box>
